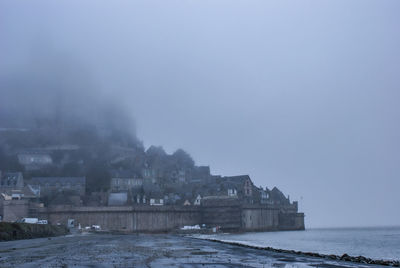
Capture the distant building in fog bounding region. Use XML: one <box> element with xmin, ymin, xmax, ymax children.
<box><xmin>0</xmin><ymin>172</ymin><xmax>24</xmax><ymax>190</ymax></box>
<box><xmin>110</xmin><ymin>170</ymin><xmax>143</xmax><ymax>191</ymax></box>
<box><xmin>17</xmin><ymin>151</ymin><xmax>52</xmax><ymax>171</ymax></box>
<box><xmin>30</xmin><ymin>177</ymin><xmax>86</xmax><ymax>196</ymax></box>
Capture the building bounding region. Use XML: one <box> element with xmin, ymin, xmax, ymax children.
<box><xmin>227</xmin><ymin>188</ymin><xmax>237</xmax><ymax>197</ymax></box>
<box><xmin>17</xmin><ymin>151</ymin><xmax>52</xmax><ymax>171</ymax></box>
<box><xmin>193</xmin><ymin>194</ymin><xmax>202</xmax><ymax>205</ymax></box>
<box><xmin>110</xmin><ymin>170</ymin><xmax>143</xmax><ymax>191</ymax></box>
<box><xmin>217</xmin><ymin>175</ymin><xmax>254</xmax><ymax>203</ymax></box>
<box><xmin>0</xmin><ymin>172</ymin><xmax>24</xmax><ymax>190</ymax></box>
<box><xmin>269</xmin><ymin>187</ymin><xmax>290</xmax><ymax>205</ymax></box>
<box><xmin>259</xmin><ymin>188</ymin><xmax>271</xmax><ymax>204</ymax></box>
<box><xmin>142</xmin><ymin>166</ymin><xmax>157</xmax><ymax>184</ymax></box>
<box><xmin>148</xmin><ymin>190</ymin><xmax>164</xmax><ymax>206</ymax></box>
<box><xmin>30</xmin><ymin>177</ymin><xmax>86</xmax><ymax>196</ymax></box>
<box><xmin>0</xmin><ymin>185</ymin><xmax>40</xmax><ymax>222</ymax></box>
<box><xmin>177</xmin><ymin>170</ymin><xmax>186</xmax><ymax>183</ymax></box>
<box><xmin>150</xmin><ymin>198</ymin><xmax>164</xmax><ymax>206</ymax></box>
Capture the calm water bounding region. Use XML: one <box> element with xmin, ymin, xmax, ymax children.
<box><xmin>201</xmin><ymin>226</ymin><xmax>400</xmax><ymax>261</ymax></box>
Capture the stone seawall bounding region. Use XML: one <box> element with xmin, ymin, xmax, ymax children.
<box><xmin>38</xmin><ymin>205</ymin><xmax>201</xmax><ymax>232</ymax></box>
<box><xmin>1</xmin><ymin>200</ymin><xmax>29</xmax><ymax>223</ymax></box>
<box><xmin>37</xmin><ymin>204</ymin><xmax>305</xmax><ymax>232</ymax></box>
<box><xmin>242</xmin><ymin>205</ymin><xmax>305</xmax><ymax>231</ymax></box>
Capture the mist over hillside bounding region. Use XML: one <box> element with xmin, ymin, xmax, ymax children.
<box><xmin>0</xmin><ymin>53</ymin><xmax>200</xmax><ymax>194</ymax></box>
<box><xmin>1</xmin><ymin>51</ymin><xmax>136</xmax><ymax>136</ymax></box>
<box><xmin>0</xmin><ymin>49</ymin><xmax>142</xmax><ymax>146</ymax></box>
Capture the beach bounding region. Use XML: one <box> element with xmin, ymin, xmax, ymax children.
<box><xmin>0</xmin><ymin>233</ymin><xmax>384</xmax><ymax>267</ymax></box>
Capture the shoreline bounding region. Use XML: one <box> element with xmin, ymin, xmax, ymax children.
<box><xmin>0</xmin><ymin>233</ymin><xmax>377</xmax><ymax>267</ymax></box>
<box><xmin>194</xmin><ymin>236</ymin><xmax>400</xmax><ymax>267</ymax></box>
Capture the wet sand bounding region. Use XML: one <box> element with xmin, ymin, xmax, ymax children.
<box><xmin>0</xmin><ymin>233</ymin><xmax>384</xmax><ymax>267</ymax></box>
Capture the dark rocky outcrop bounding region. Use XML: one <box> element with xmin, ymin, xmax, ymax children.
<box><xmin>0</xmin><ymin>222</ymin><xmax>69</xmax><ymax>241</ymax></box>
<box><xmin>201</xmin><ymin>238</ymin><xmax>400</xmax><ymax>267</ymax></box>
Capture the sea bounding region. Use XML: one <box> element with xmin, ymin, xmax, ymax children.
<box><xmin>198</xmin><ymin>226</ymin><xmax>400</xmax><ymax>261</ymax></box>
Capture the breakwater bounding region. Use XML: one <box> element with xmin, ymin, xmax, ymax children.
<box><xmin>0</xmin><ymin>222</ymin><xmax>69</xmax><ymax>241</ymax></box>
<box><xmin>197</xmin><ymin>237</ymin><xmax>400</xmax><ymax>267</ymax></box>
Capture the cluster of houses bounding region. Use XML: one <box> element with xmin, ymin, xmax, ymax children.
<box><xmin>0</xmin><ymin>145</ymin><xmax>293</xmax><ymax>222</ymax></box>
<box><xmin>0</xmin><ymin>168</ymin><xmax>291</xmax><ymax>212</ymax></box>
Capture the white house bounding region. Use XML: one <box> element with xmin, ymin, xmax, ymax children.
<box><xmin>150</xmin><ymin>198</ymin><xmax>164</xmax><ymax>206</ymax></box>
<box><xmin>194</xmin><ymin>194</ymin><xmax>201</xmax><ymax>205</ymax></box>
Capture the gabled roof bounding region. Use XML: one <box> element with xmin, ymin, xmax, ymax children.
<box><xmin>219</xmin><ymin>175</ymin><xmax>253</xmax><ymax>187</ymax></box>
<box><xmin>270</xmin><ymin>187</ymin><xmax>289</xmax><ymax>203</ymax></box>
<box><xmin>221</xmin><ymin>175</ymin><xmax>251</xmax><ymax>183</ymax></box>
<box><xmin>0</xmin><ymin>186</ymin><xmax>38</xmax><ymax>198</ymax></box>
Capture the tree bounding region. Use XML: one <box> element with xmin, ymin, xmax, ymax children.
<box><xmin>0</xmin><ymin>148</ymin><xmax>24</xmax><ymax>172</ymax></box>
<box><xmin>86</xmin><ymin>160</ymin><xmax>111</xmax><ymax>192</ymax></box>
<box><xmin>172</xmin><ymin>149</ymin><xmax>195</xmax><ymax>168</ymax></box>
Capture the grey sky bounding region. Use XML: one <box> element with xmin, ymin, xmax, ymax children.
<box><xmin>1</xmin><ymin>0</ymin><xmax>399</xmax><ymax>227</ymax></box>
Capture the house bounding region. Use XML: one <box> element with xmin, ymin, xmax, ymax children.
<box><xmin>217</xmin><ymin>175</ymin><xmax>255</xmax><ymax>203</ymax></box>
<box><xmin>163</xmin><ymin>193</ymin><xmax>181</xmax><ymax>205</ymax></box>
<box><xmin>227</xmin><ymin>188</ymin><xmax>237</xmax><ymax>197</ymax></box>
<box><xmin>133</xmin><ymin>194</ymin><xmax>147</xmax><ymax>204</ymax></box>
<box><xmin>142</xmin><ymin>166</ymin><xmax>157</xmax><ymax>184</ymax></box>
<box><xmin>0</xmin><ymin>185</ymin><xmax>40</xmax><ymax>222</ymax></box>
<box><xmin>150</xmin><ymin>198</ymin><xmax>164</xmax><ymax>206</ymax></box>
<box><xmin>193</xmin><ymin>194</ymin><xmax>201</xmax><ymax>205</ymax></box>
<box><xmin>183</xmin><ymin>200</ymin><xmax>191</xmax><ymax>206</ymax></box>
<box><xmin>17</xmin><ymin>151</ymin><xmax>52</xmax><ymax>170</ymax></box>
<box><xmin>0</xmin><ymin>172</ymin><xmax>24</xmax><ymax>190</ymax></box>
<box><xmin>178</xmin><ymin>170</ymin><xmax>186</xmax><ymax>183</ymax></box>
<box><xmin>30</xmin><ymin>177</ymin><xmax>86</xmax><ymax>196</ymax></box>
<box><xmin>11</xmin><ymin>190</ymin><xmax>23</xmax><ymax>200</ymax></box>
<box><xmin>110</xmin><ymin>170</ymin><xmax>143</xmax><ymax>191</ymax></box>
<box><xmin>147</xmin><ymin>189</ymin><xmax>164</xmax><ymax>206</ymax></box>
<box><xmin>269</xmin><ymin>187</ymin><xmax>290</xmax><ymax>205</ymax></box>
<box><xmin>0</xmin><ymin>186</ymin><xmax>39</xmax><ymax>201</ymax></box>
<box><xmin>191</xmin><ymin>166</ymin><xmax>210</xmax><ymax>181</ymax></box>
<box><xmin>259</xmin><ymin>187</ymin><xmax>271</xmax><ymax>204</ymax></box>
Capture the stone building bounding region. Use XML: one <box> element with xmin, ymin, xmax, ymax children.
<box><xmin>217</xmin><ymin>175</ymin><xmax>254</xmax><ymax>203</ymax></box>
<box><xmin>0</xmin><ymin>185</ymin><xmax>40</xmax><ymax>222</ymax></box>
<box><xmin>269</xmin><ymin>187</ymin><xmax>290</xmax><ymax>205</ymax></box>
<box><xmin>110</xmin><ymin>170</ymin><xmax>143</xmax><ymax>191</ymax></box>
<box><xmin>0</xmin><ymin>172</ymin><xmax>24</xmax><ymax>190</ymax></box>
<box><xmin>142</xmin><ymin>167</ymin><xmax>157</xmax><ymax>184</ymax></box>
<box><xmin>30</xmin><ymin>177</ymin><xmax>86</xmax><ymax>196</ymax></box>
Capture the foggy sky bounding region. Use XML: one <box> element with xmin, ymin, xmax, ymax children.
<box><xmin>1</xmin><ymin>0</ymin><xmax>399</xmax><ymax>227</ymax></box>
